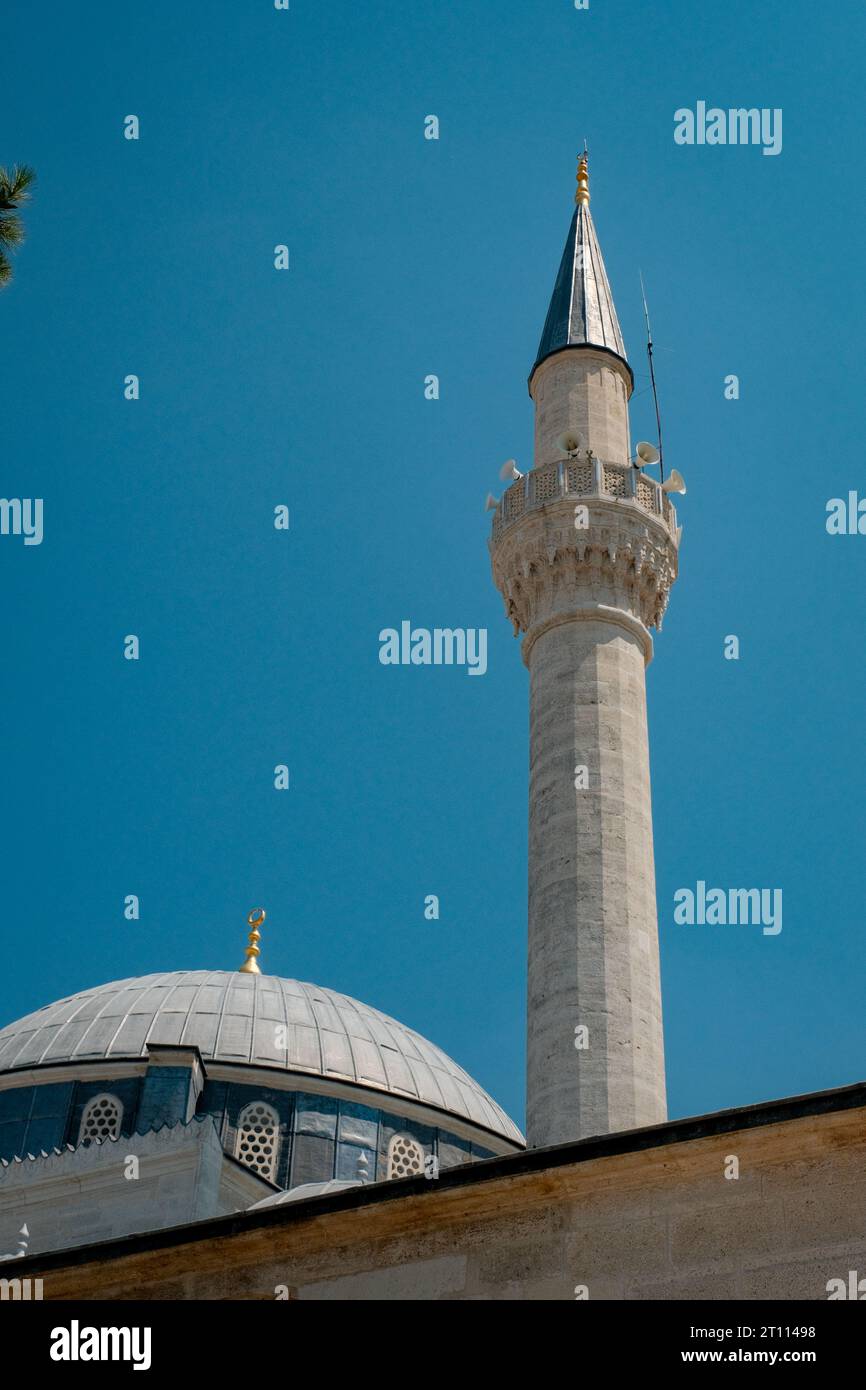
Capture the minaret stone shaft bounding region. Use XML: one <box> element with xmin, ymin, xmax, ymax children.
<box><xmin>490</xmin><ymin>157</ymin><xmax>679</xmax><ymax>1147</ymax></box>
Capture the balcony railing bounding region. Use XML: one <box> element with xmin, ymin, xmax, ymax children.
<box><xmin>491</xmin><ymin>456</ymin><xmax>678</xmax><ymax>543</ymax></box>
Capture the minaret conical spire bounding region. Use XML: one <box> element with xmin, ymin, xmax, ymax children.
<box><xmin>490</xmin><ymin>156</ymin><xmax>681</xmax><ymax>1147</ymax></box>
<box><xmin>532</xmin><ymin>152</ymin><xmax>629</xmax><ymax>380</ymax></box>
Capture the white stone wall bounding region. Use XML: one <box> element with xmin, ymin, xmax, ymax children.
<box><xmin>527</xmin><ymin>618</ymin><xmax>666</xmax><ymax>1144</ymax></box>
<box><xmin>0</xmin><ymin>1120</ymin><xmax>270</xmax><ymax>1257</ymax></box>
<box><xmin>491</xmin><ymin>339</ymin><xmax>677</xmax><ymax>1148</ymax></box>
<box><xmin>530</xmin><ymin>349</ymin><xmax>632</xmax><ymax>469</ymax></box>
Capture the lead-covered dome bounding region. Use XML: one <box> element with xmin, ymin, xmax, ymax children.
<box><xmin>0</xmin><ymin>970</ymin><xmax>523</xmax><ymax>1146</ymax></box>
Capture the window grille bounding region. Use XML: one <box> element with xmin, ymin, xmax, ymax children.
<box><xmin>387</xmin><ymin>1133</ymin><xmax>424</xmax><ymax>1179</ymax></box>
<box><xmin>235</xmin><ymin>1101</ymin><xmax>280</xmax><ymax>1181</ymax></box>
<box><xmin>79</xmin><ymin>1093</ymin><xmax>122</xmax><ymax>1144</ymax></box>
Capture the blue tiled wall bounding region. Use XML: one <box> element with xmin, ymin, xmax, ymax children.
<box><xmin>64</xmin><ymin>1077</ymin><xmax>142</xmax><ymax>1147</ymax></box>
<box><xmin>136</xmin><ymin>1066</ymin><xmax>194</xmax><ymax>1133</ymax></box>
<box><xmin>0</xmin><ymin>1082</ymin><xmax>73</xmax><ymax>1161</ymax></box>
<box><xmin>200</xmin><ymin>1081</ymin><xmax>492</xmax><ymax>1188</ymax></box>
<box><xmin>1</xmin><ymin>1073</ymin><xmax>501</xmax><ymax>1181</ymax></box>
<box><xmin>200</xmin><ymin>1079</ymin><xmax>296</xmax><ymax>1189</ymax></box>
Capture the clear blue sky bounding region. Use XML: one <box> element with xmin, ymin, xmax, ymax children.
<box><xmin>3</xmin><ymin>0</ymin><xmax>865</xmax><ymax>1131</ymax></box>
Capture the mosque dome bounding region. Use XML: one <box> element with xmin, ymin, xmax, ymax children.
<box><xmin>0</xmin><ymin>969</ymin><xmax>523</xmax><ymax>1147</ymax></box>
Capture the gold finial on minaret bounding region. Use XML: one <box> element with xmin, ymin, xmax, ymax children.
<box><xmin>575</xmin><ymin>148</ymin><xmax>590</xmax><ymax>207</ymax></box>
<box><xmin>239</xmin><ymin>908</ymin><xmax>265</xmax><ymax>974</ymax></box>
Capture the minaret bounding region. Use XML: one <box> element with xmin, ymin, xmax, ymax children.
<box><xmin>490</xmin><ymin>154</ymin><xmax>680</xmax><ymax>1147</ymax></box>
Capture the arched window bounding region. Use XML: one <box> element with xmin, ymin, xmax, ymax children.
<box><xmin>387</xmin><ymin>1133</ymin><xmax>424</xmax><ymax>1179</ymax></box>
<box><xmin>235</xmin><ymin>1101</ymin><xmax>280</xmax><ymax>1181</ymax></box>
<box><xmin>78</xmin><ymin>1093</ymin><xmax>123</xmax><ymax>1145</ymax></box>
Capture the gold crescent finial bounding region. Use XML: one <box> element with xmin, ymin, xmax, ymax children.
<box><xmin>239</xmin><ymin>907</ymin><xmax>266</xmax><ymax>974</ymax></box>
<box><xmin>575</xmin><ymin>149</ymin><xmax>590</xmax><ymax>207</ymax></box>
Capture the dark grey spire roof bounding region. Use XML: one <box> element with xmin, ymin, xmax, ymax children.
<box><xmin>532</xmin><ymin>202</ymin><xmax>628</xmax><ymax>377</ymax></box>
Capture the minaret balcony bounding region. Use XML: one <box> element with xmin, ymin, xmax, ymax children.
<box><xmin>490</xmin><ymin>456</ymin><xmax>678</xmax><ymax>545</ymax></box>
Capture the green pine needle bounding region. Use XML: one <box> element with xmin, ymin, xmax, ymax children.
<box><xmin>0</xmin><ymin>163</ymin><xmax>35</xmax><ymax>288</ymax></box>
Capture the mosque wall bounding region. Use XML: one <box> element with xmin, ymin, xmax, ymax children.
<box><xmin>182</xmin><ymin>1078</ymin><xmax>498</xmax><ymax>1186</ymax></box>
<box><xmin>0</xmin><ymin>1074</ymin><xmax>498</xmax><ymax>1189</ymax></box>
<box><xmin>0</xmin><ymin>1078</ymin><xmax>143</xmax><ymax>1162</ymax></box>
<box><xmin>20</xmin><ymin>1088</ymin><xmax>866</xmax><ymax>1301</ymax></box>
<box><xmin>0</xmin><ymin>1119</ymin><xmax>270</xmax><ymax>1259</ymax></box>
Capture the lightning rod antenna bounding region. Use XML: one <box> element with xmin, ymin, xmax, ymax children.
<box><xmin>639</xmin><ymin>271</ymin><xmax>665</xmax><ymax>483</ymax></box>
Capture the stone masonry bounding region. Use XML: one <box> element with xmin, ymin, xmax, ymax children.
<box><xmin>490</xmin><ymin>332</ymin><xmax>679</xmax><ymax>1146</ymax></box>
